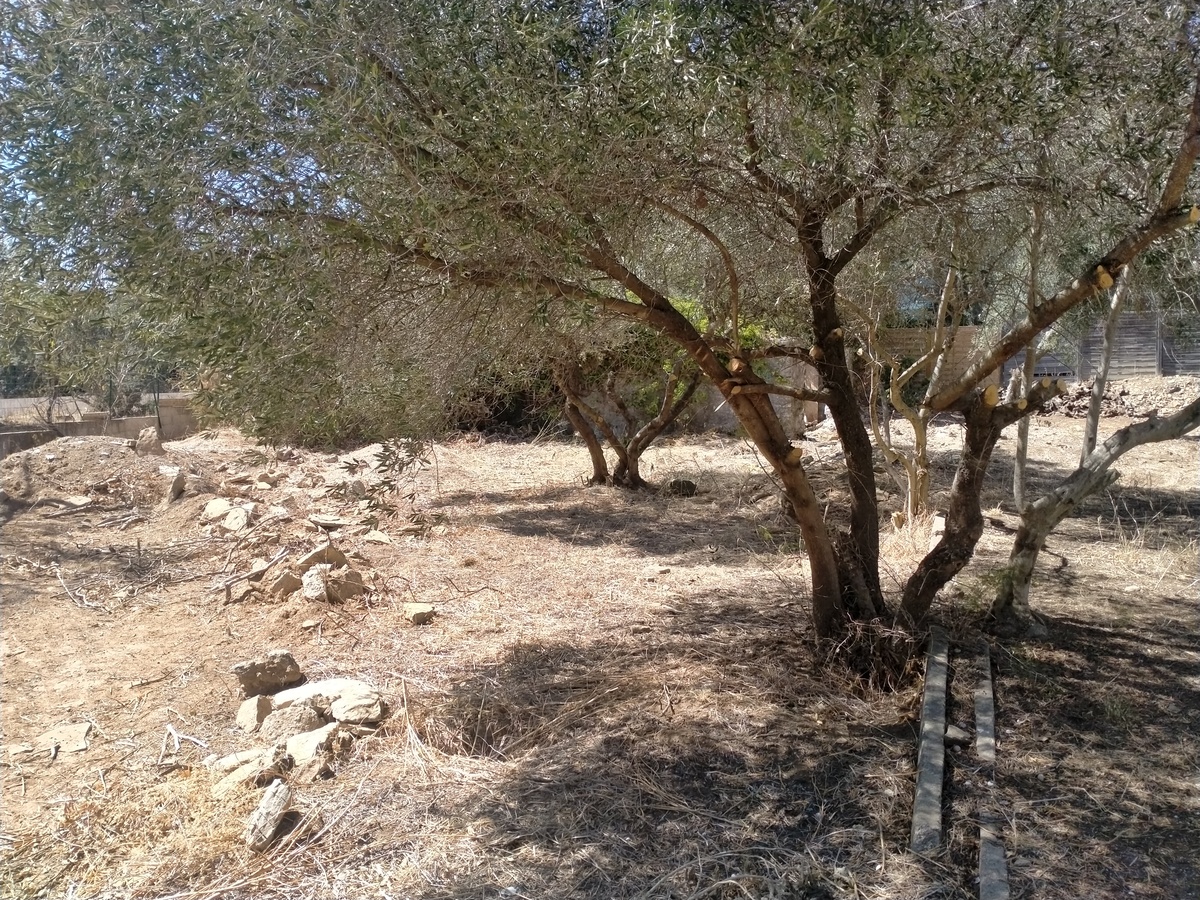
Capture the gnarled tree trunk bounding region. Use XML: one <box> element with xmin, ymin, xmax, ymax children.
<box><xmin>584</xmin><ymin>246</ymin><xmax>856</xmax><ymax>638</ymax></box>
<box><xmin>553</xmin><ymin>355</ymin><xmax>699</xmax><ymax>490</ymax></box>
<box><xmin>553</xmin><ymin>362</ymin><xmax>611</xmax><ymax>485</ymax></box>
<box><xmin>807</xmin><ymin>257</ymin><xmax>885</xmax><ymax>615</ymax></box>
<box><xmin>613</xmin><ymin>361</ymin><xmax>702</xmax><ymax>487</ymax></box>
<box><xmin>901</xmin><ymin>378</ymin><xmax>1067</xmax><ymax>625</ymax></box>
<box><xmin>992</xmin><ymin>395</ymin><xmax>1200</xmax><ymax>625</ymax></box>
<box><xmin>561</xmin><ymin>397</ymin><xmax>610</xmax><ymax>485</ymax></box>
<box><xmin>742</xmin><ymin>397</ymin><xmax>851</xmax><ymax>637</ymax></box>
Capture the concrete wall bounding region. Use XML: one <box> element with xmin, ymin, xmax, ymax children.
<box><xmin>0</xmin><ymin>428</ymin><xmax>57</xmax><ymax>459</ymax></box>
<box><xmin>0</xmin><ymin>397</ymin><xmax>199</xmax><ymax>460</ymax></box>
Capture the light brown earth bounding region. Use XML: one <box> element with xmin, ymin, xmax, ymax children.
<box><xmin>1</xmin><ymin>376</ymin><xmax>1198</xmax><ymax>900</ymax></box>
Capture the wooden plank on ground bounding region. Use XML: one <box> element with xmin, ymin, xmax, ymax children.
<box><xmin>910</xmin><ymin>626</ymin><xmax>949</xmax><ymax>855</ymax></box>
<box><xmin>974</xmin><ymin>644</ymin><xmax>996</xmax><ymax>766</ymax></box>
<box><xmin>979</xmin><ymin>815</ymin><xmax>1010</xmax><ymax>900</ymax></box>
<box><xmin>975</xmin><ymin>642</ymin><xmax>1008</xmax><ymax>898</ymax></box>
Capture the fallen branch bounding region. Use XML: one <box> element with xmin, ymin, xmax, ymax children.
<box><xmin>45</xmin><ymin>502</ymin><xmax>97</xmax><ymax>518</ymax></box>
<box><xmin>220</xmin><ymin>512</ymin><xmax>290</xmax><ymax>572</ymax></box>
<box><xmin>101</xmin><ymin>513</ymin><xmax>147</xmax><ymax>530</ymax></box>
<box><xmin>157</xmin><ymin>723</ymin><xmax>208</xmax><ymax>764</ymax></box>
<box><xmin>53</xmin><ymin>565</ymin><xmax>105</xmax><ymax>610</ymax></box>
<box><xmin>214</xmin><ymin>547</ymin><xmax>290</xmax><ymax>601</ymax></box>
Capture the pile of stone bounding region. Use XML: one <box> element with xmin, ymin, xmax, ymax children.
<box><xmin>206</xmin><ymin>649</ymin><xmax>389</xmax><ymax>852</ymax></box>
<box><xmin>200</xmin><ymin>496</ymin><xmax>266</xmax><ymax>535</ymax></box>
<box><xmin>1043</xmin><ymin>377</ymin><xmax>1199</xmax><ymax>420</ymax></box>
<box><xmin>268</xmin><ymin>542</ymin><xmax>367</xmax><ymax>603</ymax></box>
<box><xmin>208</xmin><ymin>533</ymin><xmax>374</xmax><ymax>606</ymax></box>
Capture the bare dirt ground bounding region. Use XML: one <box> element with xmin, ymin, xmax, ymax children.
<box><xmin>1</xmin><ymin>375</ymin><xmax>1197</xmax><ymax>900</ymax></box>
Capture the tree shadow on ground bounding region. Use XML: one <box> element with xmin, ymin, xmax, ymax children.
<box><xmin>437</xmin><ymin>430</ymin><xmax>1197</xmax><ymax>574</ymax></box>
<box><xmin>0</xmin><ymin>505</ymin><xmax>214</xmax><ymax>614</ymax></box>
<box><xmin>914</xmin><ymin>439</ymin><xmax>1200</xmax><ymax>547</ymax></box>
<box><xmin>346</xmin><ymin>599</ymin><xmax>952</xmax><ymax>900</ymax></box>
<box><xmin>431</xmin><ymin>471</ymin><xmax>825</xmax><ymax>566</ymax></box>
<box><xmin>990</xmin><ymin>610</ymin><xmax>1200</xmax><ymax>899</ymax></box>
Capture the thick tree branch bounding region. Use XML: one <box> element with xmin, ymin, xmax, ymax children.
<box><xmin>361</xmin><ymin>46</ymin><xmax>469</xmax><ymax>152</ymax></box>
<box><xmin>829</xmin><ymin>178</ymin><xmax>1046</xmax><ymax>274</ymax></box>
<box><xmin>210</xmin><ymin>200</ymin><xmax>658</xmax><ymax>324</ymax></box>
<box><xmin>726</xmin><ymin>382</ymin><xmax>830</xmax><ymax>404</ymax></box>
<box><xmin>1072</xmin><ymin>395</ymin><xmax>1200</xmax><ymax>492</ymax></box>
<box><xmin>900</xmin><ymin>377</ymin><xmax>1068</xmax><ymax>624</ymax></box>
<box><xmin>741</xmin><ymin>96</ymin><xmax>807</xmax><ymax>222</ymax></box>
<box><xmin>991</xmin><ymin>393</ymin><xmax>1200</xmax><ymax>622</ymax></box>
<box><xmin>628</xmin><ymin>363</ymin><xmax>703</xmax><ymax>459</ymax></box>
<box><xmin>930</xmin><ymin>79</ymin><xmax>1200</xmax><ymax>411</ymax></box>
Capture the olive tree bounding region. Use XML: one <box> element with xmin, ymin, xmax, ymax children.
<box><xmin>3</xmin><ymin>1</ymin><xmax>1197</xmax><ymax>653</ymax></box>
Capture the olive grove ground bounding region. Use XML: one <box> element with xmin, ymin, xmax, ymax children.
<box><xmin>1</xmin><ymin>378</ymin><xmax>1198</xmax><ymax>899</ymax></box>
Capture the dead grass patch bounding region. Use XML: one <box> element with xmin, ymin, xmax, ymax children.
<box><xmin>3</xmin><ymin>411</ymin><xmax>1199</xmax><ymax>898</ymax></box>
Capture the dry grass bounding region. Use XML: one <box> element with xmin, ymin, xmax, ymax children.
<box><xmin>2</xmin><ymin>431</ymin><xmax>945</xmax><ymax>900</ymax></box>
<box><xmin>3</xmin><ymin>417</ymin><xmax>1199</xmax><ymax>899</ymax></box>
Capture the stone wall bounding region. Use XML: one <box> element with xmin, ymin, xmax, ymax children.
<box><xmin>0</xmin><ymin>397</ymin><xmax>199</xmax><ymax>460</ymax></box>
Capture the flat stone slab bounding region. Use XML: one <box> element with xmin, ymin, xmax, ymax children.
<box><xmin>285</xmin><ymin>722</ymin><xmax>339</xmax><ymax>765</ymax></box>
<box><xmin>309</xmin><ymin>514</ymin><xmax>352</xmax><ymax>530</ymax></box>
<box><xmin>974</xmin><ymin>644</ymin><xmax>997</xmax><ymax>766</ymax></box>
<box><xmin>212</xmin><ymin>749</ymin><xmax>291</xmax><ymax>798</ymax></box>
<box><xmin>220</xmin><ymin>507</ymin><xmax>250</xmax><ymax>533</ymax></box>
<box><xmin>268</xmin><ymin>570</ymin><xmax>303</xmax><ymax>597</ymax></box>
<box><xmin>202</xmin><ymin>498</ymin><xmax>235</xmax><ymax>522</ymax></box>
<box><xmin>980</xmin><ymin>815</ymin><xmax>1010</xmax><ymax>900</ymax></box>
<box><xmin>259</xmin><ymin>704</ymin><xmax>324</xmax><ymax>746</ymax></box>
<box><xmin>296</xmin><ymin>544</ymin><xmax>348</xmax><ymax>573</ymax></box>
<box><xmin>236</xmin><ymin>695</ymin><xmax>273</xmax><ymax>733</ymax></box>
<box><xmin>36</xmin><ymin>722</ymin><xmax>91</xmax><ymax>753</ymax></box>
<box><xmin>329</xmin><ymin>685</ymin><xmax>386</xmax><ymax>725</ymax></box>
<box><xmin>273</xmin><ymin>678</ymin><xmax>371</xmax><ymax>715</ymax></box>
<box><xmin>210</xmin><ymin>748</ymin><xmax>269</xmax><ymax>774</ymax></box>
